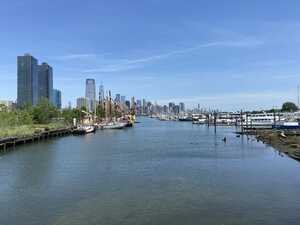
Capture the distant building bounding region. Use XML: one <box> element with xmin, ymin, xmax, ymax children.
<box><xmin>0</xmin><ymin>100</ymin><xmax>15</xmax><ymax>111</ymax></box>
<box><xmin>17</xmin><ymin>54</ymin><xmax>39</xmax><ymax>107</ymax></box>
<box><xmin>125</xmin><ymin>100</ymin><xmax>130</xmax><ymax>110</ymax></box>
<box><xmin>52</xmin><ymin>89</ymin><xmax>62</xmax><ymax>109</ymax></box>
<box><xmin>179</xmin><ymin>102</ymin><xmax>185</xmax><ymax>112</ymax></box>
<box><xmin>38</xmin><ymin>62</ymin><xmax>53</xmax><ymax>102</ymax></box>
<box><xmin>121</xmin><ymin>96</ymin><xmax>126</xmax><ymax>103</ymax></box>
<box><xmin>77</xmin><ymin>97</ymin><xmax>88</xmax><ymax>110</ymax></box>
<box><xmin>85</xmin><ymin>79</ymin><xmax>96</xmax><ymax>112</ymax></box>
<box><xmin>115</xmin><ymin>94</ymin><xmax>121</xmax><ymax>103</ymax></box>
<box><xmin>99</xmin><ymin>84</ymin><xmax>105</xmax><ymax>103</ymax></box>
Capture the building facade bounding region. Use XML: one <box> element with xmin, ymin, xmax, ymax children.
<box><xmin>52</xmin><ymin>89</ymin><xmax>62</xmax><ymax>109</ymax></box>
<box><xmin>77</xmin><ymin>97</ymin><xmax>88</xmax><ymax>110</ymax></box>
<box><xmin>38</xmin><ymin>62</ymin><xmax>53</xmax><ymax>103</ymax></box>
<box><xmin>85</xmin><ymin>79</ymin><xmax>96</xmax><ymax>112</ymax></box>
<box><xmin>17</xmin><ymin>54</ymin><xmax>39</xmax><ymax>107</ymax></box>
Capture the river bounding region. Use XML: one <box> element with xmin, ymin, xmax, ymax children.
<box><xmin>1</xmin><ymin>117</ymin><xmax>300</xmax><ymax>225</ymax></box>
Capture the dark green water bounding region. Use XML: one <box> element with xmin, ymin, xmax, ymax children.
<box><xmin>1</xmin><ymin>118</ymin><xmax>300</xmax><ymax>225</ymax></box>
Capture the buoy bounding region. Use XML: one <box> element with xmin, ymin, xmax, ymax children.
<box><xmin>222</xmin><ymin>137</ymin><xmax>227</xmax><ymax>142</ymax></box>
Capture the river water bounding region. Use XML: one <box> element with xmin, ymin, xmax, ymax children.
<box><xmin>1</xmin><ymin>117</ymin><xmax>300</xmax><ymax>225</ymax></box>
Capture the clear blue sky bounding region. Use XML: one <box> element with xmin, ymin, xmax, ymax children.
<box><xmin>0</xmin><ymin>0</ymin><xmax>300</xmax><ymax>110</ymax></box>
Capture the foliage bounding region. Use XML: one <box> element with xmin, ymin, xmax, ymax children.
<box><xmin>281</xmin><ymin>102</ymin><xmax>298</xmax><ymax>112</ymax></box>
<box><xmin>32</xmin><ymin>98</ymin><xmax>60</xmax><ymax>124</ymax></box>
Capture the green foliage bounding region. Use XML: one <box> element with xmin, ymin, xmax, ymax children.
<box><xmin>282</xmin><ymin>102</ymin><xmax>298</xmax><ymax>112</ymax></box>
<box><xmin>61</xmin><ymin>108</ymin><xmax>82</xmax><ymax>124</ymax></box>
<box><xmin>32</xmin><ymin>98</ymin><xmax>60</xmax><ymax>124</ymax></box>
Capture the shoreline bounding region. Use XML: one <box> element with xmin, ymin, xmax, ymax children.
<box><xmin>239</xmin><ymin>129</ymin><xmax>300</xmax><ymax>161</ymax></box>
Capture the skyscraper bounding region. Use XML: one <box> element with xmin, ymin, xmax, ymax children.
<box><xmin>77</xmin><ymin>97</ymin><xmax>88</xmax><ymax>109</ymax></box>
<box><xmin>17</xmin><ymin>54</ymin><xmax>38</xmax><ymax>107</ymax></box>
<box><xmin>115</xmin><ymin>94</ymin><xmax>121</xmax><ymax>103</ymax></box>
<box><xmin>99</xmin><ymin>83</ymin><xmax>105</xmax><ymax>103</ymax></box>
<box><xmin>52</xmin><ymin>89</ymin><xmax>62</xmax><ymax>109</ymax></box>
<box><xmin>85</xmin><ymin>79</ymin><xmax>96</xmax><ymax>112</ymax></box>
<box><xmin>38</xmin><ymin>62</ymin><xmax>53</xmax><ymax>103</ymax></box>
<box><xmin>179</xmin><ymin>102</ymin><xmax>185</xmax><ymax>112</ymax></box>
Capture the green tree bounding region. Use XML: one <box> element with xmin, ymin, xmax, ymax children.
<box><xmin>282</xmin><ymin>102</ymin><xmax>298</xmax><ymax>112</ymax></box>
<box><xmin>32</xmin><ymin>98</ymin><xmax>59</xmax><ymax>124</ymax></box>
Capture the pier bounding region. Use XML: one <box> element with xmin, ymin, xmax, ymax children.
<box><xmin>0</xmin><ymin>128</ymin><xmax>72</xmax><ymax>153</ymax></box>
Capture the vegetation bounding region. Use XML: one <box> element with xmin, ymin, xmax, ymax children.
<box><xmin>282</xmin><ymin>102</ymin><xmax>298</xmax><ymax>112</ymax></box>
<box><xmin>0</xmin><ymin>99</ymin><xmax>76</xmax><ymax>138</ymax></box>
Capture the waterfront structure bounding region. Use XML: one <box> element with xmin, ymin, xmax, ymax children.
<box><xmin>17</xmin><ymin>54</ymin><xmax>39</xmax><ymax>107</ymax></box>
<box><xmin>52</xmin><ymin>89</ymin><xmax>62</xmax><ymax>109</ymax></box>
<box><xmin>85</xmin><ymin>79</ymin><xmax>96</xmax><ymax>112</ymax></box>
<box><xmin>38</xmin><ymin>62</ymin><xmax>53</xmax><ymax>103</ymax></box>
<box><xmin>77</xmin><ymin>97</ymin><xmax>88</xmax><ymax>110</ymax></box>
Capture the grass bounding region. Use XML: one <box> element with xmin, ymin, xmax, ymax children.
<box><xmin>0</xmin><ymin>122</ymin><xmax>67</xmax><ymax>138</ymax></box>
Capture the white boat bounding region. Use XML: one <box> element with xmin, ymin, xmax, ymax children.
<box><xmin>102</xmin><ymin>122</ymin><xmax>126</xmax><ymax>129</ymax></box>
<box><xmin>243</xmin><ymin>113</ymin><xmax>279</xmax><ymax>129</ymax></box>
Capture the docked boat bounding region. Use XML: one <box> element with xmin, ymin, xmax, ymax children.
<box><xmin>243</xmin><ymin>113</ymin><xmax>279</xmax><ymax>129</ymax></box>
<box><xmin>73</xmin><ymin>125</ymin><xmax>96</xmax><ymax>135</ymax></box>
<box><xmin>102</xmin><ymin>122</ymin><xmax>126</xmax><ymax>129</ymax></box>
<box><xmin>272</xmin><ymin>121</ymin><xmax>300</xmax><ymax>130</ymax></box>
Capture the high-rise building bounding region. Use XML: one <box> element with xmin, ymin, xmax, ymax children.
<box><xmin>85</xmin><ymin>79</ymin><xmax>96</xmax><ymax>112</ymax></box>
<box><xmin>99</xmin><ymin>83</ymin><xmax>105</xmax><ymax>103</ymax></box>
<box><xmin>121</xmin><ymin>96</ymin><xmax>126</xmax><ymax>103</ymax></box>
<box><xmin>125</xmin><ymin>100</ymin><xmax>130</xmax><ymax>110</ymax></box>
<box><xmin>38</xmin><ymin>62</ymin><xmax>53</xmax><ymax>103</ymax></box>
<box><xmin>115</xmin><ymin>94</ymin><xmax>121</xmax><ymax>103</ymax></box>
<box><xmin>179</xmin><ymin>102</ymin><xmax>185</xmax><ymax>113</ymax></box>
<box><xmin>52</xmin><ymin>89</ymin><xmax>62</xmax><ymax>109</ymax></box>
<box><xmin>76</xmin><ymin>97</ymin><xmax>88</xmax><ymax>110</ymax></box>
<box><xmin>17</xmin><ymin>54</ymin><xmax>39</xmax><ymax>107</ymax></box>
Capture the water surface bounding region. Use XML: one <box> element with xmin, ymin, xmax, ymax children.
<box><xmin>1</xmin><ymin>118</ymin><xmax>300</xmax><ymax>225</ymax></box>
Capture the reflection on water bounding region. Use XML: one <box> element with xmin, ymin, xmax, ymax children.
<box><xmin>0</xmin><ymin>118</ymin><xmax>300</xmax><ymax>225</ymax></box>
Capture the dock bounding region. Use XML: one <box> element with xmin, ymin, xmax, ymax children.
<box><xmin>0</xmin><ymin>128</ymin><xmax>72</xmax><ymax>153</ymax></box>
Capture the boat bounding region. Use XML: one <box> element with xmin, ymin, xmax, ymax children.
<box><xmin>73</xmin><ymin>125</ymin><xmax>96</xmax><ymax>135</ymax></box>
<box><xmin>243</xmin><ymin>113</ymin><xmax>279</xmax><ymax>129</ymax></box>
<box><xmin>102</xmin><ymin>122</ymin><xmax>126</xmax><ymax>129</ymax></box>
<box><xmin>272</xmin><ymin>121</ymin><xmax>300</xmax><ymax>130</ymax></box>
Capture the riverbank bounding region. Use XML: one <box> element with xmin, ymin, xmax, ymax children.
<box><xmin>0</xmin><ymin>122</ymin><xmax>68</xmax><ymax>139</ymax></box>
<box><xmin>247</xmin><ymin>130</ymin><xmax>300</xmax><ymax>161</ymax></box>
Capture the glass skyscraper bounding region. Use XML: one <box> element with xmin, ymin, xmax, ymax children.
<box><xmin>17</xmin><ymin>54</ymin><xmax>38</xmax><ymax>107</ymax></box>
<box><xmin>38</xmin><ymin>62</ymin><xmax>53</xmax><ymax>103</ymax></box>
<box><xmin>52</xmin><ymin>89</ymin><xmax>62</xmax><ymax>109</ymax></box>
<box><xmin>85</xmin><ymin>79</ymin><xmax>96</xmax><ymax>112</ymax></box>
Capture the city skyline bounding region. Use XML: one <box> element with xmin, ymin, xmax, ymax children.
<box><xmin>1</xmin><ymin>1</ymin><xmax>300</xmax><ymax>110</ymax></box>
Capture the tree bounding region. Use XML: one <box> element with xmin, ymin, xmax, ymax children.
<box><xmin>282</xmin><ymin>102</ymin><xmax>298</xmax><ymax>112</ymax></box>
<box><xmin>32</xmin><ymin>98</ymin><xmax>59</xmax><ymax>124</ymax></box>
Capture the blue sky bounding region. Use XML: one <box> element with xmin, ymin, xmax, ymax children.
<box><xmin>0</xmin><ymin>0</ymin><xmax>300</xmax><ymax>110</ymax></box>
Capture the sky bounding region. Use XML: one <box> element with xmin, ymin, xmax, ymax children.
<box><xmin>0</xmin><ymin>0</ymin><xmax>300</xmax><ymax>111</ymax></box>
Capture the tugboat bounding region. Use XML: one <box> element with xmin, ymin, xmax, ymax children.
<box><xmin>73</xmin><ymin>125</ymin><xmax>96</xmax><ymax>135</ymax></box>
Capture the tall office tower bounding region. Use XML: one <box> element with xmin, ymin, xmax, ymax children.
<box><xmin>85</xmin><ymin>79</ymin><xmax>96</xmax><ymax>112</ymax></box>
<box><xmin>121</xmin><ymin>96</ymin><xmax>126</xmax><ymax>103</ymax></box>
<box><xmin>115</xmin><ymin>94</ymin><xmax>121</xmax><ymax>103</ymax></box>
<box><xmin>168</xmin><ymin>102</ymin><xmax>175</xmax><ymax>114</ymax></box>
<box><xmin>76</xmin><ymin>97</ymin><xmax>88</xmax><ymax>109</ymax></box>
<box><xmin>17</xmin><ymin>54</ymin><xmax>39</xmax><ymax>107</ymax></box>
<box><xmin>99</xmin><ymin>83</ymin><xmax>105</xmax><ymax>103</ymax></box>
<box><xmin>52</xmin><ymin>89</ymin><xmax>62</xmax><ymax>109</ymax></box>
<box><xmin>179</xmin><ymin>102</ymin><xmax>185</xmax><ymax>113</ymax></box>
<box><xmin>38</xmin><ymin>62</ymin><xmax>53</xmax><ymax>103</ymax></box>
